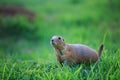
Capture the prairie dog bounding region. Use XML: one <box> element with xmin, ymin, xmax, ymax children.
<box><xmin>50</xmin><ymin>36</ymin><xmax>103</xmax><ymax>65</ymax></box>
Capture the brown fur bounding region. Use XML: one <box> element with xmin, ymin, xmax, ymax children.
<box><xmin>50</xmin><ymin>36</ymin><xmax>104</xmax><ymax>66</ymax></box>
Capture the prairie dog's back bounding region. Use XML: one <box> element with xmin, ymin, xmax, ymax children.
<box><xmin>69</xmin><ymin>44</ymin><xmax>98</xmax><ymax>60</ymax></box>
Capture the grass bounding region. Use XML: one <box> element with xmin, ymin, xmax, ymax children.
<box><xmin>0</xmin><ymin>0</ymin><xmax>120</xmax><ymax>80</ymax></box>
<box><xmin>1</xmin><ymin>51</ymin><xmax>120</xmax><ymax>80</ymax></box>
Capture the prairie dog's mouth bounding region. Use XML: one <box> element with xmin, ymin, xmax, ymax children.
<box><xmin>51</xmin><ymin>40</ymin><xmax>57</xmax><ymax>45</ymax></box>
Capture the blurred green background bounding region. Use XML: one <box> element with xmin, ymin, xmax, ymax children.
<box><xmin>0</xmin><ymin>0</ymin><xmax>120</xmax><ymax>80</ymax></box>
<box><xmin>0</xmin><ymin>0</ymin><xmax>120</xmax><ymax>63</ymax></box>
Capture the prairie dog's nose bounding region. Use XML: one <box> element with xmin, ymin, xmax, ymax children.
<box><xmin>52</xmin><ymin>39</ymin><xmax>54</xmax><ymax>43</ymax></box>
<box><xmin>51</xmin><ymin>39</ymin><xmax>55</xmax><ymax>45</ymax></box>
<box><xmin>51</xmin><ymin>36</ymin><xmax>58</xmax><ymax>45</ymax></box>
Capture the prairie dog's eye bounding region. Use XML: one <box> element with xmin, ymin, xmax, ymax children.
<box><xmin>58</xmin><ymin>37</ymin><xmax>61</xmax><ymax>40</ymax></box>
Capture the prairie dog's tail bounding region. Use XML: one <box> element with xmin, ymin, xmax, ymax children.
<box><xmin>98</xmin><ymin>44</ymin><xmax>104</xmax><ymax>57</ymax></box>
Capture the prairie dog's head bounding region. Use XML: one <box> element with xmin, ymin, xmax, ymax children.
<box><xmin>50</xmin><ymin>36</ymin><xmax>65</xmax><ymax>49</ymax></box>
